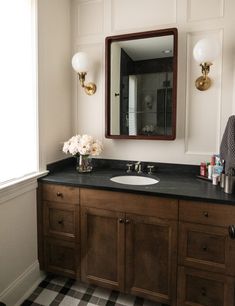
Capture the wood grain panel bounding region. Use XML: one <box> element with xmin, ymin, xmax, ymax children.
<box><xmin>126</xmin><ymin>214</ymin><xmax>177</xmax><ymax>305</ymax></box>
<box><xmin>43</xmin><ymin>201</ymin><xmax>79</xmax><ymax>242</ymax></box>
<box><xmin>177</xmin><ymin>267</ymin><xmax>234</xmax><ymax>306</ymax></box>
<box><xmin>178</xmin><ymin>222</ymin><xmax>231</xmax><ymax>274</ymax></box>
<box><xmin>80</xmin><ymin>188</ymin><xmax>178</xmax><ymax>220</ymax></box>
<box><xmin>179</xmin><ymin>200</ymin><xmax>235</xmax><ymax>227</ymax></box>
<box><xmin>42</xmin><ymin>183</ymin><xmax>79</xmax><ymax>204</ymax></box>
<box><xmin>44</xmin><ymin>238</ymin><xmax>80</xmax><ymax>279</ymax></box>
<box><xmin>81</xmin><ymin>207</ymin><xmax>125</xmax><ymax>291</ymax></box>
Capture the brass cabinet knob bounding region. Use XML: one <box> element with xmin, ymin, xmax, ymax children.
<box><xmin>125</xmin><ymin>219</ymin><xmax>130</xmax><ymax>224</ymax></box>
<box><xmin>119</xmin><ymin>218</ymin><xmax>124</xmax><ymax>223</ymax></box>
<box><xmin>56</xmin><ymin>192</ymin><xmax>63</xmax><ymax>197</ymax></box>
<box><xmin>202</xmin><ymin>245</ymin><xmax>207</xmax><ymax>251</ymax></box>
<box><xmin>228</xmin><ymin>225</ymin><xmax>235</xmax><ymax>239</ymax></box>
<box><xmin>203</xmin><ymin>211</ymin><xmax>209</xmax><ymax>217</ymax></box>
<box><xmin>58</xmin><ymin>219</ymin><xmax>64</xmax><ymax>225</ymax></box>
<box><xmin>201</xmin><ymin>287</ymin><xmax>207</xmax><ymax>296</ymax></box>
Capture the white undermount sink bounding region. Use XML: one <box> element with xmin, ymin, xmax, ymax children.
<box><xmin>110</xmin><ymin>175</ymin><xmax>159</xmax><ymax>186</ymax></box>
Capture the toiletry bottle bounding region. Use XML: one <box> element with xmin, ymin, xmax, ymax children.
<box><xmin>220</xmin><ymin>160</ymin><xmax>225</xmax><ymax>188</ymax></box>
<box><xmin>207</xmin><ymin>155</ymin><xmax>215</xmax><ymax>179</ymax></box>
<box><xmin>211</xmin><ymin>155</ymin><xmax>216</xmax><ymax>166</ymax></box>
<box><xmin>213</xmin><ymin>158</ymin><xmax>223</xmax><ymax>176</ymax></box>
<box><xmin>212</xmin><ymin>173</ymin><xmax>219</xmax><ymax>185</ymax></box>
<box><xmin>200</xmin><ymin>162</ymin><xmax>207</xmax><ymax>177</ymax></box>
<box><xmin>208</xmin><ymin>164</ymin><xmax>213</xmax><ymax>179</ymax></box>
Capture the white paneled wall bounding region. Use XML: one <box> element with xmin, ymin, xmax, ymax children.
<box><xmin>72</xmin><ymin>0</ymin><xmax>235</xmax><ymax>165</ymax></box>
<box><xmin>185</xmin><ymin>30</ymin><xmax>223</xmax><ymax>155</ymax></box>
<box><xmin>111</xmin><ymin>0</ymin><xmax>177</xmax><ymax>32</ymax></box>
<box><xmin>187</xmin><ymin>0</ymin><xmax>224</xmax><ymax>21</ymax></box>
<box><xmin>38</xmin><ymin>0</ymin><xmax>72</xmax><ymax>166</ymax></box>
<box><xmin>0</xmin><ymin>189</ymin><xmax>42</xmax><ymax>306</ymax></box>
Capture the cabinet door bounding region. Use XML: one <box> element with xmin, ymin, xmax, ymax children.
<box><xmin>177</xmin><ymin>266</ymin><xmax>235</xmax><ymax>306</ymax></box>
<box><xmin>81</xmin><ymin>207</ymin><xmax>125</xmax><ymax>291</ymax></box>
<box><xmin>125</xmin><ymin>214</ymin><xmax>177</xmax><ymax>305</ymax></box>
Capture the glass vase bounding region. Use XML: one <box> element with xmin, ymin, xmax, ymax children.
<box><xmin>76</xmin><ymin>155</ymin><xmax>92</xmax><ymax>173</ymax></box>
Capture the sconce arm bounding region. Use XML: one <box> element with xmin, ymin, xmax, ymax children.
<box><xmin>78</xmin><ymin>72</ymin><xmax>96</xmax><ymax>95</ymax></box>
<box><xmin>78</xmin><ymin>72</ymin><xmax>86</xmax><ymax>88</ymax></box>
<box><xmin>195</xmin><ymin>62</ymin><xmax>213</xmax><ymax>91</ymax></box>
<box><xmin>200</xmin><ymin>62</ymin><xmax>212</xmax><ymax>80</ymax></box>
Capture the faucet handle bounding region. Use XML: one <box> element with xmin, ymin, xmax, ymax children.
<box><xmin>126</xmin><ymin>163</ymin><xmax>133</xmax><ymax>173</ymax></box>
<box><xmin>147</xmin><ymin>165</ymin><xmax>154</xmax><ymax>175</ymax></box>
<box><xmin>135</xmin><ymin>161</ymin><xmax>142</xmax><ymax>174</ymax></box>
<box><xmin>135</xmin><ymin>161</ymin><xmax>141</xmax><ymax>172</ymax></box>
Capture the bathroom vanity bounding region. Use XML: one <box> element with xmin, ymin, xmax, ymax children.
<box><xmin>37</xmin><ymin>161</ymin><xmax>235</xmax><ymax>306</ymax></box>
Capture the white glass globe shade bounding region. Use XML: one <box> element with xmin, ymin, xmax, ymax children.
<box><xmin>72</xmin><ymin>52</ymin><xmax>89</xmax><ymax>73</ymax></box>
<box><xmin>193</xmin><ymin>38</ymin><xmax>220</xmax><ymax>63</ymax></box>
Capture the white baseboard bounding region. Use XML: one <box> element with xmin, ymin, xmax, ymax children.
<box><xmin>0</xmin><ymin>261</ymin><xmax>45</xmax><ymax>306</ymax></box>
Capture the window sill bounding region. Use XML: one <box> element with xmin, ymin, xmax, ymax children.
<box><xmin>0</xmin><ymin>171</ymin><xmax>48</xmax><ymax>204</ymax></box>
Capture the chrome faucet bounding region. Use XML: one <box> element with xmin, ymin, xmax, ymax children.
<box><xmin>135</xmin><ymin>161</ymin><xmax>142</xmax><ymax>173</ymax></box>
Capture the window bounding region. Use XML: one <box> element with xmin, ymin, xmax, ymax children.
<box><xmin>0</xmin><ymin>0</ymin><xmax>38</xmax><ymax>185</ymax></box>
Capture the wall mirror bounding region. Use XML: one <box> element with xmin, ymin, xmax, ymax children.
<box><xmin>105</xmin><ymin>28</ymin><xmax>178</xmax><ymax>140</ymax></box>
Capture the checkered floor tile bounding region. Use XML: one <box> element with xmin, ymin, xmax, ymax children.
<box><xmin>20</xmin><ymin>275</ymin><xmax>166</xmax><ymax>306</ymax></box>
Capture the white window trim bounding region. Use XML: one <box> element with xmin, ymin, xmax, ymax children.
<box><xmin>0</xmin><ymin>0</ymin><xmax>51</xmax><ymax>205</ymax></box>
<box><xmin>0</xmin><ymin>171</ymin><xmax>48</xmax><ymax>205</ymax></box>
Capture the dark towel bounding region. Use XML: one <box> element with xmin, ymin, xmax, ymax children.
<box><xmin>220</xmin><ymin>115</ymin><xmax>235</xmax><ymax>174</ymax></box>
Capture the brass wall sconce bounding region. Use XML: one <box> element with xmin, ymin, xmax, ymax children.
<box><xmin>193</xmin><ymin>38</ymin><xmax>220</xmax><ymax>91</ymax></box>
<box><xmin>72</xmin><ymin>52</ymin><xmax>96</xmax><ymax>95</ymax></box>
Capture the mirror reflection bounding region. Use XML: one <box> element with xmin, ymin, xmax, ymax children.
<box><xmin>106</xmin><ymin>28</ymin><xmax>177</xmax><ymax>140</ymax></box>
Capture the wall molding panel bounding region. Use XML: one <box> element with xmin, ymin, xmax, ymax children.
<box><xmin>111</xmin><ymin>0</ymin><xmax>177</xmax><ymax>33</ymax></box>
<box><xmin>73</xmin><ymin>0</ymin><xmax>235</xmax><ymax>165</ymax></box>
<box><xmin>0</xmin><ymin>261</ymin><xmax>44</xmax><ymax>306</ymax></box>
<box><xmin>187</xmin><ymin>0</ymin><xmax>224</xmax><ymax>22</ymax></box>
<box><xmin>184</xmin><ymin>29</ymin><xmax>223</xmax><ymax>155</ymax></box>
<box><xmin>77</xmin><ymin>0</ymin><xmax>104</xmax><ymax>37</ymax></box>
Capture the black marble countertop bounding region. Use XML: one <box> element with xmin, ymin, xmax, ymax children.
<box><xmin>39</xmin><ymin>158</ymin><xmax>235</xmax><ymax>206</ymax></box>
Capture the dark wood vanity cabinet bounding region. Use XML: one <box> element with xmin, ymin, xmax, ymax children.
<box><xmin>80</xmin><ymin>188</ymin><xmax>178</xmax><ymax>305</ymax></box>
<box><xmin>38</xmin><ymin>182</ymin><xmax>235</xmax><ymax>306</ymax></box>
<box><xmin>177</xmin><ymin>200</ymin><xmax>235</xmax><ymax>306</ymax></box>
<box><xmin>38</xmin><ymin>183</ymin><xmax>80</xmax><ymax>278</ymax></box>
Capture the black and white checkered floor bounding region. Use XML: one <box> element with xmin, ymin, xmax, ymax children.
<box><xmin>21</xmin><ymin>275</ymin><xmax>164</xmax><ymax>306</ymax></box>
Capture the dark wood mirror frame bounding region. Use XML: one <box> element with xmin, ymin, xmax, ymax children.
<box><xmin>105</xmin><ymin>28</ymin><xmax>178</xmax><ymax>140</ymax></box>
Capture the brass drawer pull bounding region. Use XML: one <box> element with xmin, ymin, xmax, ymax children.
<box><xmin>203</xmin><ymin>211</ymin><xmax>209</xmax><ymax>217</ymax></box>
<box><xmin>56</xmin><ymin>192</ymin><xmax>63</xmax><ymax>198</ymax></box>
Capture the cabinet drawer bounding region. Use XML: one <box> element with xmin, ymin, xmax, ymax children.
<box><xmin>42</xmin><ymin>184</ymin><xmax>79</xmax><ymax>204</ymax></box>
<box><xmin>179</xmin><ymin>200</ymin><xmax>235</xmax><ymax>227</ymax></box>
<box><xmin>80</xmin><ymin>188</ymin><xmax>178</xmax><ymax>220</ymax></box>
<box><xmin>177</xmin><ymin>267</ymin><xmax>234</xmax><ymax>306</ymax></box>
<box><xmin>43</xmin><ymin>202</ymin><xmax>79</xmax><ymax>241</ymax></box>
<box><xmin>179</xmin><ymin>222</ymin><xmax>231</xmax><ymax>274</ymax></box>
<box><xmin>44</xmin><ymin>238</ymin><xmax>79</xmax><ymax>278</ymax></box>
